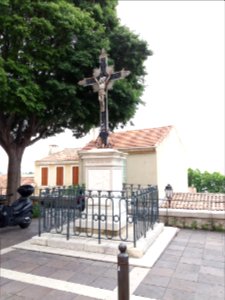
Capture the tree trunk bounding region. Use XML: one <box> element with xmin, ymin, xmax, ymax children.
<box><xmin>6</xmin><ymin>146</ymin><xmax>25</xmax><ymax>204</ymax></box>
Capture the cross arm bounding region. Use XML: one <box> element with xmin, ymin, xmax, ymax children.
<box><xmin>110</xmin><ymin>69</ymin><xmax>131</xmax><ymax>81</ymax></box>
<box><xmin>78</xmin><ymin>77</ymin><xmax>96</xmax><ymax>87</ymax></box>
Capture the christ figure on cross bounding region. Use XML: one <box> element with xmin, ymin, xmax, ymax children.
<box><xmin>78</xmin><ymin>49</ymin><xmax>130</xmax><ymax>147</ymax></box>
<box><xmin>95</xmin><ymin>76</ymin><xmax>110</xmax><ymax>113</ymax></box>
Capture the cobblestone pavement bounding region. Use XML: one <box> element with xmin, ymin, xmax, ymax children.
<box><xmin>0</xmin><ymin>219</ymin><xmax>225</xmax><ymax>299</ymax></box>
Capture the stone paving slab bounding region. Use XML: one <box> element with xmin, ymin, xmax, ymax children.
<box><xmin>1</xmin><ymin>220</ymin><xmax>225</xmax><ymax>300</ymax></box>
<box><xmin>134</xmin><ymin>229</ymin><xmax>225</xmax><ymax>300</ymax></box>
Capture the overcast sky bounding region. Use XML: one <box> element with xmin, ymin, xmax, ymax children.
<box><xmin>116</xmin><ymin>0</ymin><xmax>225</xmax><ymax>175</ymax></box>
<box><xmin>0</xmin><ymin>0</ymin><xmax>224</xmax><ymax>175</ymax></box>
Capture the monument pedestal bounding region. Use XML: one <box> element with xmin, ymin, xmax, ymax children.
<box><xmin>79</xmin><ymin>148</ymin><xmax>127</xmax><ymax>191</ymax></box>
<box><xmin>78</xmin><ymin>148</ymin><xmax>127</xmax><ymax>234</ymax></box>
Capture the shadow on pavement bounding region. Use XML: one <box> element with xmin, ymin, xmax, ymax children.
<box><xmin>0</xmin><ymin>218</ymin><xmax>39</xmax><ymax>249</ymax></box>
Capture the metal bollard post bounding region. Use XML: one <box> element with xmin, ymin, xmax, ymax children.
<box><xmin>117</xmin><ymin>243</ymin><xmax>129</xmax><ymax>300</ymax></box>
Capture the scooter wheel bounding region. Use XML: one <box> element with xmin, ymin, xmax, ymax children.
<box><xmin>19</xmin><ymin>222</ymin><xmax>31</xmax><ymax>229</ymax></box>
<box><xmin>19</xmin><ymin>215</ymin><xmax>32</xmax><ymax>229</ymax></box>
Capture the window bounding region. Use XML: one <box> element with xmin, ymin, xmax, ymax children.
<box><xmin>41</xmin><ymin>167</ymin><xmax>48</xmax><ymax>186</ymax></box>
<box><xmin>72</xmin><ymin>166</ymin><xmax>79</xmax><ymax>185</ymax></box>
<box><xmin>56</xmin><ymin>166</ymin><xmax>64</xmax><ymax>186</ymax></box>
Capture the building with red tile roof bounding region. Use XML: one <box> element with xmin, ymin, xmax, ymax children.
<box><xmin>160</xmin><ymin>192</ymin><xmax>225</xmax><ymax>211</ymax></box>
<box><xmin>83</xmin><ymin>126</ymin><xmax>173</xmax><ymax>151</ymax></box>
<box><xmin>0</xmin><ymin>175</ymin><xmax>35</xmax><ymax>195</ymax></box>
<box><xmin>35</xmin><ymin>148</ymin><xmax>80</xmax><ymax>188</ymax></box>
<box><xmin>34</xmin><ymin>126</ymin><xmax>188</xmax><ymax>196</ymax></box>
<box><xmin>36</xmin><ymin>148</ymin><xmax>80</xmax><ymax>162</ymax></box>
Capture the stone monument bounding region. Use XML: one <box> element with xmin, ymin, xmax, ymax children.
<box><xmin>78</xmin><ymin>50</ymin><xmax>131</xmax><ymax>233</ymax></box>
<box><xmin>30</xmin><ymin>50</ymin><xmax>173</xmax><ymax>259</ymax></box>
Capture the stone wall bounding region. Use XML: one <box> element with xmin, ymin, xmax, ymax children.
<box><xmin>159</xmin><ymin>208</ymin><xmax>225</xmax><ymax>231</ymax></box>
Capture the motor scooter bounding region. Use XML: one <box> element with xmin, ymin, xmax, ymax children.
<box><xmin>0</xmin><ymin>184</ymin><xmax>34</xmax><ymax>229</ymax></box>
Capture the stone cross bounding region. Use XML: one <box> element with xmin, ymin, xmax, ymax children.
<box><xmin>78</xmin><ymin>49</ymin><xmax>130</xmax><ymax>147</ymax></box>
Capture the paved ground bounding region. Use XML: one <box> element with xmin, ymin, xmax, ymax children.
<box><xmin>0</xmin><ymin>219</ymin><xmax>225</xmax><ymax>300</ymax></box>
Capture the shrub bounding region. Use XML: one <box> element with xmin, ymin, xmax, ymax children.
<box><xmin>32</xmin><ymin>203</ymin><xmax>41</xmax><ymax>218</ymax></box>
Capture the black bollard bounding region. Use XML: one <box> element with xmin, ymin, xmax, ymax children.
<box><xmin>117</xmin><ymin>243</ymin><xmax>129</xmax><ymax>300</ymax></box>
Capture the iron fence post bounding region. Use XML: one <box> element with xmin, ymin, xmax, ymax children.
<box><xmin>66</xmin><ymin>197</ymin><xmax>70</xmax><ymax>240</ymax></box>
<box><xmin>98</xmin><ymin>190</ymin><xmax>101</xmax><ymax>244</ymax></box>
<box><xmin>118</xmin><ymin>243</ymin><xmax>129</xmax><ymax>300</ymax></box>
<box><xmin>38</xmin><ymin>194</ymin><xmax>41</xmax><ymax>237</ymax></box>
<box><xmin>156</xmin><ymin>188</ymin><xmax>159</xmax><ymax>222</ymax></box>
<box><xmin>38</xmin><ymin>191</ymin><xmax>43</xmax><ymax>236</ymax></box>
<box><xmin>131</xmin><ymin>191</ymin><xmax>137</xmax><ymax>248</ymax></box>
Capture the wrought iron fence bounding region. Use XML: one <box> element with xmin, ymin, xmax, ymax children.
<box><xmin>38</xmin><ymin>185</ymin><xmax>159</xmax><ymax>247</ymax></box>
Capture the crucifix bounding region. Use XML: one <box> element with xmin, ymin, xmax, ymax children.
<box><xmin>78</xmin><ymin>49</ymin><xmax>130</xmax><ymax>147</ymax></box>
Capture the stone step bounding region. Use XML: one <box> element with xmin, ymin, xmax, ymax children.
<box><xmin>13</xmin><ymin>224</ymin><xmax>179</xmax><ymax>267</ymax></box>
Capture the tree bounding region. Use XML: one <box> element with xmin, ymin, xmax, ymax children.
<box><xmin>188</xmin><ymin>168</ymin><xmax>225</xmax><ymax>193</ymax></box>
<box><xmin>0</xmin><ymin>0</ymin><xmax>152</xmax><ymax>202</ymax></box>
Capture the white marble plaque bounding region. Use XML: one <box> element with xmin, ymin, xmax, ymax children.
<box><xmin>87</xmin><ymin>169</ymin><xmax>110</xmax><ymax>190</ymax></box>
<box><xmin>112</xmin><ymin>169</ymin><xmax>123</xmax><ymax>190</ymax></box>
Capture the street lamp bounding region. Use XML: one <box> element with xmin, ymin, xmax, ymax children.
<box><xmin>165</xmin><ymin>184</ymin><xmax>173</xmax><ymax>208</ymax></box>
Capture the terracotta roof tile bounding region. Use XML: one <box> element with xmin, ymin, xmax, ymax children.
<box><xmin>21</xmin><ymin>176</ymin><xmax>35</xmax><ymax>186</ymax></box>
<box><xmin>82</xmin><ymin>125</ymin><xmax>172</xmax><ymax>150</ymax></box>
<box><xmin>160</xmin><ymin>192</ymin><xmax>225</xmax><ymax>211</ymax></box>
<box><xmin>0</xmin><ymin>175</ymin><xmax>35</xmax><ymax>194</ymax></box>
<box><xmin>0</xmin><ymin>175</ymin><xmax>7</xmax><ymax>194</ymax></box>
<box><xmin>37</xmin><ymin>148</ymin><xmax>80</xmax><ymax>162</ymax></box>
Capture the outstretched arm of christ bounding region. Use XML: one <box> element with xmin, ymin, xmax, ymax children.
<box><xmin>110</xmin><ymin>69</ymin><xmax>131</xmax><ymax>81</ymax></box>
<box><xmin>78</xmin><ymin>77</ymin><xmax>96</xmax><ymax>87</ymax></box>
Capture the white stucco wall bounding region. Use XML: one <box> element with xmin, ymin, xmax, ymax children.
<box><xmin>125</xmin><ymin>151</ymin><xmax>157</xmax><ymax>186</ymax></box>
<box><xmin>34</xmin><ymin>161</ymin><xmax>79</xmax><ymax>188</ymax></box>
<box><xmin>156</xmin><ymin>127</ymin><xmax>188</xmax><ymax>198</ymax></box>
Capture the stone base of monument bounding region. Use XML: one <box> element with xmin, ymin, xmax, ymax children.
<box><xmin>13</xmin><ymin>224</ymin><xmax>179</xmax><ymax>267</ymax></box>
<box><xmin>30</xmin><ymin>222</ymin><xmax>164</xmax><ymax>258</ymax></box>
<box><xmin>77</xmin><ymin>148</ymin><xmax>129</xmax><ymax>235</ymax></box>
<box><xmin>70</xmin><ymin>208</ymin><xmax>128</xmax><ymax>236</ymax></box>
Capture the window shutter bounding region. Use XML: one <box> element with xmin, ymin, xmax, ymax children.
<box><xmin>41</xmin><ymin>167</ymin><xmax>48</xmax><ymax>186</ymax></box>
<box><xmin>72</xmin><ymin>166</ymin><xmax>79</xmax><ymax>185</ymax></box>
<box><xmin>56</xmin><ymin>167</ymin><xmax>64</xmax><ymax>186</ymax></box>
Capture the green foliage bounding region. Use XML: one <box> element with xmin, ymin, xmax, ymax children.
<box><xmin>201</xmin><ymin>223</ymin><xmax>209</xmax><ymax>231</ymax></box>
<box><xmin>0</xmin><ymin>0</ymin><xmax>104</xmax><ymax>120</ymax></box>
<box><xmin>0</xmin><ymin>0</ymin><xmax>152</xmax><ymax>195</ymax></box>
<box><xmin>188</xmin><ymin>168</ymin><xmax>225</xmax><ymax>193</ymax></box>
<box><xmin>191</xmin><ymin>221</ymin><xmax>198</xmax><ymax>230</ymax></box>
<box><xmin>60</xmin><ymin>184</ymin><xmax>84</xmax><ymax>196</ymax></box>
<box><xmin>0</xmin><ymin>0</ymin><xmax>152</xmax><ymax>141</ymax></box>
<box><xmin>32</xmin><ymin>203</ymin><xmax>41</xmax><ymax>218</ymax></box>
<box><xmin>211</xmin><ymin>224</ymin><xmax>225</xmax><ymax>232</ymax></box>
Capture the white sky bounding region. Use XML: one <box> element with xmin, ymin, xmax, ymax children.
<box><xmin>0</xmin><ymin>0</ymin><xmax>224</xmax><ymax>175</ymax></box>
